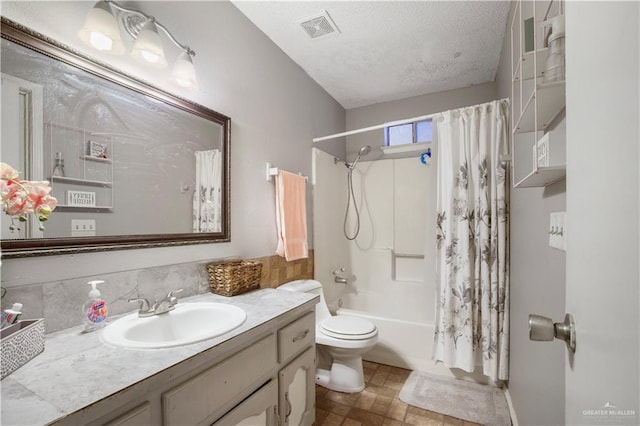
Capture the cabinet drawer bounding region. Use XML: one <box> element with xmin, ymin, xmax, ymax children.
<box><xmin>103</xmin><ymin>402</ymin><xmax>151</xmax><ymax>426</ymax></box>
<box><xmin>278</xmin><ymin>312</ymin><xmax>315</xmax><ymax>364</ymax></box>
<box><xmin>162</xmin><ymin>334</ymin><xmax>277</xmax><ymax>426</ymax></box>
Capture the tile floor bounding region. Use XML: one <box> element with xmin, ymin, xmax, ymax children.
<box><xmin>314</xmin><ymin>361</ymin><xmax>481</xmax><ymax>426</ymax></box>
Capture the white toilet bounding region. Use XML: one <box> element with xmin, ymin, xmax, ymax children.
<box><xmin>279</xmin><ymin>279</ymin><xmax>378</xmax><ymax>393</ymax></box>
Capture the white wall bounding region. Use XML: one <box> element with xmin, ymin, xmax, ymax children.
<box><xmin>312</xmin><ymin>147</ymin><xmax>349</xmax><ymax>306</ymax></box>
<box><xmin>496</xmin><ymin>3</ymin><xmax>566</xmax><ymax>425</ymax></box>
<box><xmin>348</xmin><ymin>157</ymin><xmax>434</xmax><ymax>323</ymax></box>
<box><xmin>0</xmin><ymin>1</ymin><xmax>345</xmax><ymax>287</ymax></box>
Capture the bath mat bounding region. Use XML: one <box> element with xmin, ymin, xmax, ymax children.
<box><xmin>399</xmin><ymin>371</ymin><xmax>511</xmax><ymax>426</ymax></box>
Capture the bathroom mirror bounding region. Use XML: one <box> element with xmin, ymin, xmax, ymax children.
<box><xmin>0</xmin><ymin>18</ymin><xmax>230</xmax><ymax>258</ymax></box>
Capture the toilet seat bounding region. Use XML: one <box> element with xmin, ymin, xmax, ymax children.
<box><xmin>320</xmin><ymin>316</ymin><xmax>378</xmax><ymax>340</ymax></box>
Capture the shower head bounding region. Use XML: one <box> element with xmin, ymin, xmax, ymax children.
<box><xmin>358</xmin><ymin>145</ymin><xmax>371</xmax><ymax>156</ymax></box>
<box><xmin>347</xmin><ymin>145</ymin><xmax>372</xmax><ymax>169</ymax></box>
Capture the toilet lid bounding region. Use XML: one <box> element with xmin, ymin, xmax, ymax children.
<box><xmin>320</xmin><ymin>316</ymin><xmax>376</xmax><ymax>337</ymax></box>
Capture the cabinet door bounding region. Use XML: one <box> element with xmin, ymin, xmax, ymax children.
<box><xmin>162</xmin><ymin>335</ymin><xmax>277</xmax><ymax>425</ymax></box>
<box><xmin>212</xmin><ymin>380</ymin><xmax>278</xmax><ymax>426</ymax></box>
<box><xmin>278</xmin><ymin>347</ymin><xmax>315</xmax><ymax>426</ymax></box>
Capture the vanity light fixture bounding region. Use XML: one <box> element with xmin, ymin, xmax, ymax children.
<box><xmin>78</xmin><ymin>0</ymin><xmax>198</xmax><ymax>90</ymax></box>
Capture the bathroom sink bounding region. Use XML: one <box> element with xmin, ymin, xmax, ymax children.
<box><xmin>102</xmin><ymin>302</ymin><xmax>246</xmax><ymax>349</ymax></box>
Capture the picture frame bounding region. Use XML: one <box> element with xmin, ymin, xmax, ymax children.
<box><xmin>87</xmin><ymin>140</ymin><xmax>108</xmax><ymax>159</ymax></box>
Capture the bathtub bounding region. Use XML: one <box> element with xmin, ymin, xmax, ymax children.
<box><xmin>336</xmin><ymin>292</ymin><xmax>489</xmax><ymax>383</ymax></box>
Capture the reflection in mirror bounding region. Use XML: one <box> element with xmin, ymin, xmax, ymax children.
<box><xmin>1</xmin><ymin>18</ymin><xmax>230</xmax><ymax>257</ymax></box>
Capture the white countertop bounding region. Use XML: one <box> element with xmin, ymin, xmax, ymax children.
<box><xmin>1</xmin><ymin>289</ymin><xmax>317</xmax><ymax>426</ymax></box>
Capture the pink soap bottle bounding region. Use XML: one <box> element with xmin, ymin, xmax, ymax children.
<box><xmin>83</xmin><ymin>280</ymin><xmax>108</xmax><ymax>333</ymax></box>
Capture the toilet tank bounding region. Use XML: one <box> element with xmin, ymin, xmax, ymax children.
<box><xmin>278</xmin><ymin>279</ymin><xmax>332</xmax><ymax>322</ymax></box>
<box><xmin>278</xmin><ymin>279</ymin><xmax>322</xmax><ymax>294</ymax></box>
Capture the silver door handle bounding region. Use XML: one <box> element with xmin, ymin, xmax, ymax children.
<box><xmin>529</xmin><ymin>313</ymin><xmax>576</xmax><ymax>353</ymax></box>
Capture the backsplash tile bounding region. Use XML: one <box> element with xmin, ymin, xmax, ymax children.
<box><xmin>254</xmin><ymin>250</ymin><xmax>314</xmax><ymax>288</ymax></box>
<box><xmin>2</xmin><ymin>252</ymin><xmax>314</xmax><ymax>334</ymax></box>
<box><xmin>1</xmin><ymin>284</ymin><xmax>44</xmax><ymax>323</ymax></box>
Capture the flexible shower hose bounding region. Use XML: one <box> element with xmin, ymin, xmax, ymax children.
<box><xmin>343</xmin><ymin>167</ymin><xmax>360</xmax><ymax>240</ymax></box>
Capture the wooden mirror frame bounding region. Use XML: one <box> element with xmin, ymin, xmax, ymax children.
<box><xmin>1</xmin><ymin>17</ymin><xmax>230</xmax><ymax>258</ymax></box>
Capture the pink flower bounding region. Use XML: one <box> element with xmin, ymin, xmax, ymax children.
<box><xmin>0</xmin><ymin>163</ymin><xmax>19</xmax><ymax>181</ymax></box>
<box><xmin>1</xmin><ymin>163</ymin><xmax>57</xmax><ymax>229</ymax></box>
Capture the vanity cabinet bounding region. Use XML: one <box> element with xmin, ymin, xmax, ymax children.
<box><xmin>213</xmin><ymin>380</ymin><xmax>279</xmax><ymax>426</ymax></box>
<box><xmin>103</xmin><ymin>403</ymin><xmax>152</xmax><ymax>426</ymax></box>
<box><xmin>51</xmin><ymin>303</ymin><xmax>316</xmax><ymax>426</ymax></box>
<box><xmin>162</xmin><ymin>334</ymin><xmax>277</xmax><ymax>425</ymax></box>
<box><xmin>277</xmin><ymin>312</ymin><xmax>316</xmax><ymax>426</ymax></box>
<box><xmin>510</xmin><ymin>0</ymin><xmax>566</xmax><ymax>188</ymax></box>
<box><xmin>279</xmin><ymin>347</ymin><xmax>316</xmax><ymax>426</ymax></box>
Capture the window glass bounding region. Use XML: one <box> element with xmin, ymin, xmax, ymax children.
<box><xmin>386</xmin><ymin>123</ymin><xmax>413</xmax><ymax>146</ymax></box>
<box><xmin>416</xmin><ymin>120</ymin><xmax>433</xmax><ymax>143</ymax></box>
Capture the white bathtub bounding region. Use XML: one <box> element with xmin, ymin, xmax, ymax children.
<box><xmin>336</xmin><ymin>292</ymin><xmax>489</xmax><ymax>383</ymax></box>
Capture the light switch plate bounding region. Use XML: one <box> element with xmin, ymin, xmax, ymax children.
<box><xmin>549</xmin><ymin>211</ymin><xmax>566</xmax><ymax>251</ymax></box>
<box><xmin>71</xmin><ymin>219</ymin><xmax>96</xmax><ymax>237</ymax></box>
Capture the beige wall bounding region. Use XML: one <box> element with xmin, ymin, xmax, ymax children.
<box><xmin>0</xmin><ymin>1</ymin><xmax>345</xmax><ymax>287</ymax></box>
<box><xmin>497</xmin><ymin>3</ymin><xmax>566</xmax><ymax>425</ymax></box>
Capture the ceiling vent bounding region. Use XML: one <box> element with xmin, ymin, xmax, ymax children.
<box><xmin>298</xmin><ymin>11</ymin><xmax>340</xmax><ymax>39</ymax></box>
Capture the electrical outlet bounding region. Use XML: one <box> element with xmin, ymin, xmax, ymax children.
<box><xmin>549</xmin><ymin>212</ymin><xmax>566</xmax><ymax>251</ymax></box>
<box><xmin>71</xmin><ymin>219</ymin><xmax>96</xmax><ymax>237</ymax></box>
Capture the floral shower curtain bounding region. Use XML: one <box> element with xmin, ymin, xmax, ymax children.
<box><xmin>432</xmin><ymin>99</ymin><xmax>510</xmax><ymax>381</ymax></box>
<box><xmin>193</xmin><ymin>149</ymin><xmax>222</xmax><ymax>233</ymax></box>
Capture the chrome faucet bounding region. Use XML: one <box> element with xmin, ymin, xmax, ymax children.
<box><xmin>128</xmin><ymin>288</ymin><xmax>184</xmax><ymax>318</ymax></box>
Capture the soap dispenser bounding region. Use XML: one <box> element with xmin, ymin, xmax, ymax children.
<box><xmin>83</xmin><ymin>280</ymin><xmax>108</xmax><ymax>333</ymax></box>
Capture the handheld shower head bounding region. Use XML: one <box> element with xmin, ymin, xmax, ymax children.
<box><xmin>358</xmin><ymin>145</ymin><xmax>371</xmax><ymax>156</ymax></box>
<box><xmin>347</xmin><ymin>145</ymin><xmax>372</xmax><ymax>169</ymax></box>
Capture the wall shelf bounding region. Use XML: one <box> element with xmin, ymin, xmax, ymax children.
<box><xmin>514</xmin><ymin>165</ymin><xmax>566</xmax><ymax>188</ymax></box>
<box><xmin>381</xmin><ymin>141</ymin><xmax>431</xmax><ymax>155</ymax></box>
<box><xmin>513</xmin><ymin>81</ymin><xmax>565</xmax><ymax>134</ymax></box>
<box><xmin>50</xmin><ymin>176</ymin><xmax>112</xmax><ymax>188</ymax></box>
<box><xmin>514</xmin><ymin>48</ymin><xmax>550</xmax><ymax>82</ymax></box>
<box><xmin>54</xmin><ymin>205</ymin><xmax>114</xmax><ymax>212</ymax></box>
<box><xmin>510</xmin><ymin>0</ymin><xmax>566</xmax><ymax>188</ymax></box>
<box><xmin>82</xmin><ymin>155</ymin><xmax>113</xmax><ymax>164</ymax></box>
<box><xmin>46</xmin><ymin>122</ymin><xmax>115</xmax><ymax>212</ymax></box>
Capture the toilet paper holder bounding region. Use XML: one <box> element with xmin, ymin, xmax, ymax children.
<box><xmin>529</xmin><ymin>313</ymin><xmax>576</xmax><ymax>353</ymax></box>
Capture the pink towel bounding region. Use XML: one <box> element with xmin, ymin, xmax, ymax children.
<box><xmin>275</xmin><ymin>170</ymin><xmax>308</xmax><ymax>261</ymax></box>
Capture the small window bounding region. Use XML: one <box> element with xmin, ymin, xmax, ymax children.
<box><xmin>384</xmin><ymin>119</ymin><xmax>432</xmax><ymax>147</ymax></box>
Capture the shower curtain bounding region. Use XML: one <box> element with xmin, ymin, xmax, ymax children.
<box><xmin>193</xmin><ymin>149</ymin><xmax>222</xmax><ymax>233</ymax></box>
<box><xmin>432</xmin><ymin>99</ymin><xmax>510</xmax><ymax>381</ymax></box>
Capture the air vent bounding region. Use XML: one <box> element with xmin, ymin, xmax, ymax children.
<box><xmin>298</xmin><ymin>11</ymin><xmax>340</xmax><ymax>39</ymax></box>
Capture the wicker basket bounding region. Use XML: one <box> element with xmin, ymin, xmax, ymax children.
<box><xmin>207</xmin><ymin>260</ymin><xmax>262</xmax><ymax>296</ymax></box>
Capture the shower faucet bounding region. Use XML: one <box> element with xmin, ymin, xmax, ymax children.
<box><xmin>332</xmin><ymin>267</ymin><xmax>350</xmax><ymax>284</ymax></box>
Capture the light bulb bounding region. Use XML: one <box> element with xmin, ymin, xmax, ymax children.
<box><xmin>78</xmin><ymin>1</ymin><xmax>125</xmax><ymax>55</ymax></box>
<box><xmin>172</xmin><ymin>50</ymin><xmax>198</xmax><ymax>90</ymax></box>
<box><xmin>89</xmin><ymin>31</ymin><xmax>113</xmax><ymax>51</ymax></box>
<box><xmin>140</xmin><ymin>50</ymin><xmax>161</xmax><ymax>64</ymax></box>
<box><xmin>131</xmin><ymin>19</ymin><xmax>167</xmax><ymax>68</ymax></box>
<box><xmin>175</xmin><ymin>77</ymin><xmax>191</xmax><ymax>88</ymax></box>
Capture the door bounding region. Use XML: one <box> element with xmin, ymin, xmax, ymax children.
<box><xmin>565</xmin><ymin>2</ymin><xmax>639</xmax><ymax>425</ymax></box>
<box><xmin>1</xmin><ymin>74</ymin><xmax>44</xmax><ymax>239</ymax></box>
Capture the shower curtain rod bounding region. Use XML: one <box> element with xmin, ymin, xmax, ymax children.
<box><xmin>312</xmin><ymin>113</ymin><xmax>436</xmax><ymax>143</ymax></box>
<box><xmin>312</xmin><ymin>98</ymin><xmax>509</xmax><ymax>143</ymax></box>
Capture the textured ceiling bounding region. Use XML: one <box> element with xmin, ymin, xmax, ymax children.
<box><xmin>232</xmin><ymin>1</ymin><xmax>510</xmax><ymax>109</ymax></box>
